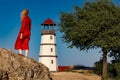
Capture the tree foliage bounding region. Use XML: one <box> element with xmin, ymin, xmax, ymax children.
<box><xmin>59</xmin><ymin>0</ymin><xmax>120</xmax><ymax>51</ymax></box>
<box><xmin>59</xmin><ymin>0</ymin><xmax>120</xmax><ymax>79</ymax></box>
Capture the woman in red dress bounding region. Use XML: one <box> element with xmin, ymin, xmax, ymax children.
<box><xmin>15</xmin><ymin>9</ymin><xmax>31</xmax><ymax>57</ymax></box>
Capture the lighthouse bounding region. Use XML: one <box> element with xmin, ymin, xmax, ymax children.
<box><xmin>39</xmin><ymin>18</ymin><xmax>58</xmax><ymax>71</ymax></box>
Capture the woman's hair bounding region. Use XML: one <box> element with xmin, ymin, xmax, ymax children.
<box><xmin>21</xmin><ymin>9</ymin><xmax>29</xmax><ymax>16</ymax></box>
<box><xmin>20</xmin><ymin>8</ymin><xmax>29</xmax><ymax>21</ymax></box>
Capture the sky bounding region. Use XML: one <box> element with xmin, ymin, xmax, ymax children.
<box><xmin>0</xmin><ymin>0</ymin><xmax>120</xmax><ymax>67</ymax></box>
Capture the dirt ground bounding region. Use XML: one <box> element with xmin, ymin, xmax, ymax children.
<box><xmin>50</xmin><ymin>72</ymin><xmax>101</xmax><ymax>80</ymax></box>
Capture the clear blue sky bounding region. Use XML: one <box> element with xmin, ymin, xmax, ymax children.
<box><xmin>0</xmin><ymin>0</ymin><xmax>119</xmax><ymax>66</ymax></box>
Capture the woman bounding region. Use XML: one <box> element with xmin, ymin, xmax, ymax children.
<box><xmin>15</xmin><ymin>9</ymin><xmax>31</xmax><ymax>57</ymax></box>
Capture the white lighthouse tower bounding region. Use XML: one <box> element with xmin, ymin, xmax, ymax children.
<box><xmin>39</xmin><ymin>18</ymin><xmax>58</xmax><ymax>71</ymax></box>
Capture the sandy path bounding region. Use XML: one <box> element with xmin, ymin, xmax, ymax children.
<box><xmin>50</xmin><ymin>72</ymin><xmax>101</xmax><ymax>80</ymax></box>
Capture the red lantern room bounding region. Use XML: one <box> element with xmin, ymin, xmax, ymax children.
<box><xmin>41</xmin><ymin>18</ymin><xmax>56</xmax><ymax>35</ymax></box>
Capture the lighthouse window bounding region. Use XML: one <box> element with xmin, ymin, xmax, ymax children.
<box><xmin>50</xmin><ymin>36</ymin><xmax>52</xmax><ymax>40</ymax></box>
<box><xmin>51</xmin><ymin>48</ymin><xmax>53</xmax><ymax>52</ymax></box>
<box><xmin>51</xmin><ymin>60</ymin><xmax>53</xmax><ymax>64</ymax></box>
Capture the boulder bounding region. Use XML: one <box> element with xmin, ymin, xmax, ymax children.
<box><xmin>0</xmin><ymin>48</ymin><xmax>51</xmax><ymax>80</ymax></box>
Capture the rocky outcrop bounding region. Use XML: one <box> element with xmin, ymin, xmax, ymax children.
<box><xmin>0</xmin><ymin>48</ymin><xmax>51</xmax><ymax>80</ymax></box>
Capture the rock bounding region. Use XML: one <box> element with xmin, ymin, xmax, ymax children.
<box><xmin>0</xmin><ymin>48</ymin><xmax>51</xmax><ymax>80</ymax></box>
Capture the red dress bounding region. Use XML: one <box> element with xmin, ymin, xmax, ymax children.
<box><xmin>15</xmin><ymin>16</ymin><xmax>31</xmax><ymax>50</ymax></box>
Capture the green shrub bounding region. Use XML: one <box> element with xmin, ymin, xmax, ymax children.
<box><xmin>94</xmin><ymin>59</ymin><xmax>103</xmax><ymax>75</ymax></box>
<box><xmin>94</xmin><ymin>59</ymin><xmax>120</xmax><ymax>79</ymax></box>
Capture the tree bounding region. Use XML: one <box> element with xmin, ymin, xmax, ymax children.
<box><xmin>59</xmin><ymin>0</ymin><xmax>120</xmax><ymax>79</ymax></box>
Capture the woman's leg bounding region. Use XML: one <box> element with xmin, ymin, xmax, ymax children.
<box><xmin>19</xmin><ymin>49</ymin><xmax>22</xmax><ymax>54</ymax></box>
<box><xmin>25</xmin><ymin>49</ymin><xmax>29</xmax><ymax>57</ymax></box>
